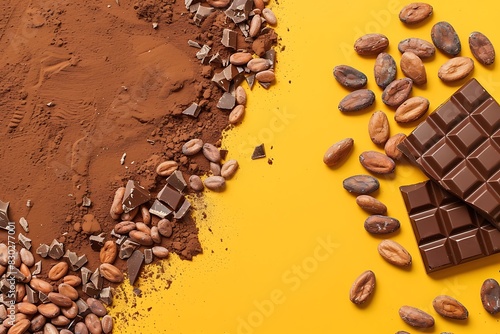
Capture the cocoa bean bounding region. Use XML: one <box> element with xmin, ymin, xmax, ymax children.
<box><xmin>129</xmin><ymin>230</ymin><xmax>153</xmax><ymax>246</ymax></box>
<box><xmin>75</xmin><ymin>322</ymin><xmax>90</xmax><ymax>334</ymax></box>
<box><xmin>87</xmin><ymin>297</ymin><xmax>107</xmax><ymax>317</ymax></box>
<box><xmin>364</xmin><ymin>215</ymin><xmax>400</xmax><ymax>234</ymax></box>
<box><xmin>30</xmin><ymin>278</ymin><xmax>54</xmax><ymax>294</ymax></box>
<box><xmin>359</xmin><ymin>151</ymin><xmax>395</xmax><ymax>174</ymax></box>
<box><xmin>354</xmin><ymin>33</ymin><xmax>389</xmax><ymax>56</ymax></box>
<box><xmin>150</xmin><ymin>226</ymin><xmax>161</xmax><ymax>244</ymax></box>
<box><xmin>381</xmin><ymin>78</ymin><xmax>412</xmax><ymax>108</ymax></box>
<box><xmin>255</xmin><ymin>70</ymin><xmax>275</xmax><ymax>83</ymax></box>
<box><xmin>37</xmin><ymin>303</ymin><xmax>60</xmax><ymax>318</ymax></box>
<box><xmin>182</xmin><ymin>138</ymin><xmax>203</xmax><ymax>156</ymax></box>
<box><xmin>333</xmin><ymin>65</ymin><xmax>367</xmax><ymax>89</ymax></box>
<box><xmin>99</xmin><ymin>263</ymin><xmax>124</xmax><ymax>283</ymax></box>
<box><xmin>349</xmin><ymin>270</ymin><xmax>376</xmax><ymax>305</ymax></box>
<box><xmin>480</xmin><ymin>278</ymin><xmax>500</xmax><ymax>314</ymax></box>
<box><xmin>247</xmin><ymin>58</ymin><xmax>271</xmax><ymax>72</ymax></box>
<box><xmin>230</xmin><ymin>52</ymin><xmax>253</xmax><ymax>66</ymax></box>
<box><xmin>204</xmin><ymin>176</ymin><xmax>226</xmax><ymax>191</ymax></box>
<box><xmin>469</xmin><ymin>31</ymin><xmax>495</xmax><ymax>65</ymax></box>
<box><xmin>51</xmin><ymin>315</ymin><xmax>71</xmax><ymax>326</ymax></box>
<box><xmin>262</xmin><ymin>8</ymin><xmax>277</xmax><ymax>25</ymax></box>
<box><xmin>249</xmin><ymin>14</ymin><xmax>262</xmax><ymax>38</ymax></box>
<box><xmin>356</xmin><ymin>196</ymin><xmax>387</xmax><ymax>215</ymax></box>
<box><xmin>156</xmin><ymin>160</ymin><xmax>178</xmax><ymax>177</ymax></box>
<box><xmin>338</xmin><ymin>89</ymin><xmax>375</xmax><ymax>112</ymax></box>
<box><xmin>235</xmin><ymin>86</ymin><xmax>247</xmax><ymax>105</ymax></box>
<box><xmin>400</xmin><ymin>51</ymin><xmax>426</xmax><ymax>85</ymax></box>
<box><xmin>394</xmin><ymin>96</ymin><xmax>429</xmax><ymax>123</ymax></box>
<box><xmin>431</xmin><ymin>21</ymin><xmax>461</xmax><ymax>56</ymax></box>
<box><xmin>101</xmin><ymin>315</ymin><xmax>113</xmax><ymax>334</ymax></box>
<box><xmin>114</xmin><ymin>220</ymin><xmax>136</xmax><ymax>234</ymax></box>
<box><xmin>342</xmin><ymin>175</ymin><xmax>380</xmax><ymax>195</ymax></box>
<box><xmin>99</xmin><ymin>240</ymin><xmax>117</xmax><ymax>264</ymax></box>
<box><xmin>17</xmin><ymin>302</ymin><xmax>37</xmax><ymax>315</ymax></box>
<box><xmin>438</xmin><ymin>57</ymin><xmax>474</xmax><ymax>82</ymax></box>
<box><xmin>398</xmin><ymin>38</ymin><xmax>435</xmax><ymax>58</ymax></box>
<box><xmin>229</xmin><ymin>105</ymin><xmax>245</xmax><ymax>124</ymax></box>
<box><xmin>432</xmin><ymin>295</ymin><xmax>468</xmax><ymax>320</ymax></box>
<box><xmin>189</xmin><ymin>175</ymin><xmax>204</xmax><ymax>192</ymax></box>
<box><xmin>58</xmin><ymin>283</ymin><xmax>79</xmax><ymax>301</ymax></box>
<box><xmin>19</xmin><ymin>248</ymin><xmax>34</xmax><ymax>267</ymax></box>
<box><xmin>7</xmin><ymin>319</ymin><xmax>30</xmax><ymax>334</ymax></box>
<box><xmin>109</xmin><ymin>187</ymin><xmax>125</xmax><ymax>220</ymax></box>
<box><xmin>384</xmin><ymin>133</ymin><xmax>407</xmax><ymax>160</ymax></box>
<box><xmin>399</xmin><ymin>3</ymin><xmax>433</xmax><ymax>24</ymax></box>
<box><xmin>48</xmin><ymin>292</ymin><xmax>73</xmax><ymax>308</ymax></box>
<box><xmin>157</xmin><ymin>219</ymin><xmax>173</xmax><ymax>238</ymax></box>
<box><xmin>85</xmin><ymin>313</ymin><xmax>103</xmax><ymax>334</ymax></box>
<box><xmin>378</xmin><ymin>239</ymin><xmax>412</xmax><ymax>267</ymax></box>
<box><xmin>61</xmin><ymin>301</ymin><xmax>79</xmax><ymax>319</ymax></box>
<box><xmin>323</xmin><ymin>138</ymin><xmax>354</xmax><ymax>167</ymax></box>
<box><xmin>30</xmin><ymin>314</ymin><xmax>46</xmax><ymax>332</ymax></box>
<box><xmin>202</xmin><ymin>143</ymin><xmax>221</xmax><ymax>163</ymax></box>
<box><xmin>63</xmin><ymin>275</ymin><xmax>82</xmax><ymax>287</ymax></box>
<box><xmin>374</xmin><ymin>53</ymin><xmax>396</xmax><ymax>88</ymax></box>
<box><xmin>221</xmin><ymin>159</ymin><xmax>239</xmax><ymax>179</ymax></box>
<box><xmin>48</xmin><ymin>262</ymin><xmax>69</xmax><ymax>280</ymax></box>
<box><xmin>368</xmin><ymin>111</ymin><xmax>390</xmax><ymax>145</ymax></box>
<box><xmin>399</xmin><ymin>305</ymin><xmax>434</xmax><ymax>328</ymax></box>
<box><xmin>152</xmin><ymin>246</ymin><xmax>169</xmax><ymax>258</ymax></box>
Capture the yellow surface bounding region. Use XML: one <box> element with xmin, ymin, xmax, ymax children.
<box><xmin>110</xmin><ymin>1</ymin><xmax>500</xmax><ymax>333</ymax></box>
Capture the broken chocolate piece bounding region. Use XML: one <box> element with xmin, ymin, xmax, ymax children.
<box><xmin>221</xmin><ymin>29</ymin><xmax>238</xmax><ymax>49</ymax></box>
<box><xmin>89</xmin><ymin>234</ymin><xmax>105</xmax><ymax>251</ymax></box>
<box><xmin>90</xmin><ymin>268</ymin><xmax>103</xmax><ymax>290</ymax></box>
<box><xmin>217</xmin><ymin>92</ymin><xmax>236</xmax><ymax>110</ymax></box>
<box><xmin>194</xmin><ymin>5</ymin><xmax>214</xmax><ymax>26</ymax></box>
<box><xmin>36</xmin><ymin>244</ymin><xmax>49</xmax><ymax>258</ymax></box>
<box><xmin>127</xmin><ymin>250</ymin><xmax>145</xmax><ymax>286</ymax></box>
<box><xmin>174</xmin><ymin>199</ymin><xmax>191</xmax><ymax>220</ymax></box>
<box><xmin>19</xmin><ymin>217</ymin><xmax>29</xmax><ymax>233</ymax></box>
<box><xmin>223</xmin><ymin>64</ymin><xmax>240</xmax><ymax>81</ymax></box>
<box><xmin>122</xmin><ymin>180</ymin><xmax>151</xmax><ymax>213</ymax></box>
<box><xmin>81</xmin><ymin>267</ymin><xmax>92</xmax><ymax>285</ymax></box>
<box><xmin>82</xmin><ymin>282</ymin><xmax>100</xmax><ymax>298</ymax></box>
<box><xmin>182</xmin><ymin>103</ymin><xmax>202</xmax><ymax>118</ymax></box>
<box><xmin>149</xmin><ymin>199</ymin><xmax>173</xmax><ymax>219</ymax></box>
<box><xmin>144</xmin><ymin>248</ymin><xmax>153</xmax><ymax>264</ymax></box>
<box><xmin>157</xmin><ymin>185</ymin><xmax>184</xmax><ymax>211</ymax></box>
<box><xmin>39</xmin><ymin>291</ymin><xmax>49</xmax><ymax>304</ymax></box>
<box><xmin>26</xmin><ymin>285</ymin><xmax>39</xmax><ymax>304</ymax></box>
<box><xmin>212</xmin><ymin>71</ymin><xmax>231</xmax><ymax>92</ymax></box>
<box><xmin>246</xmin><ymin>74</ymin><xmax>256</xmax><ymax>89</ymax></box>
<box><xmin>76</xmin><ymin>298</ymin><xmax>91</xmax><ymax>316</ymax></box>
<box><xmin>225</xmin><ymin>0</ymin><xmax>253</xmax><ymax>24</ymax></box>
<box><xmin>72</xmin><ymin>254</ymin><xmax>88</xmax><ymax>271</ymax></box>
<box><xmin>48</xmin><ymin>239</ymin><xmax>64</xmax><ymax>260</ymax></box>
<box><xmin>258</xmin><ymin>81</ymin><xmax>272</xmax><ymax>89</ymax></box>
<box><xmin>0</xmin><ymin>200</ymin><xmax>9</xmax><ymax>230</ymax></box>
<box><xmin>196</xmin><ymin>44</ymin><xmax>211</xmax><ymax>60</ymax></box>
<box><xmin>188</xmin><ymin>40</ymin><xmax>202</xmax><ymax>48</ymax></box>
<box><xmin>209</xmin><ymin>52</ymin><xmax>223</xmax><ymax>66</ymax></box>
<box><xmin>115</xmin><ymin>235</ymin><xmax>127</xmax><ymax>246</ymax></box>
<box><xmin>119</xmin><ymin>239</ymin><xmax>139</xmax><ymax>260</ymax></box>
<box><xmin>265</xmin><ymin>49</ymin><xmax>276</xmax><ymax>69</ymax></box>
<box><xmin>18</xmin><ymin>233</ymin><xmax>32</xmax><ymax>250</ymax></box>
<box><xmin>32</xmin><ymin>261</ymin><xmax>41</xmax><ymax>276</ymax></box>
<box><xmin>8</xmin><ymin>266</ymin><xmax>26</xmax><ymax>282</ymax></box>
<box><xmin>99</xmin><ymin>287</ymin><xmax>113</xmax><ymax>305</ymax></box>
<box><xmin>251</xmin><ymin>144</ymin><xmax>266</xmax><ymax>159</ymax></box>
<box><xmin>166</xmin><ymin>170</ymin><xmax>187</xmax><ymax>192</ymax></box>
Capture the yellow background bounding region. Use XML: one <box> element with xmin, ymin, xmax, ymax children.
<box><xmin>110</xmin><ymin>1</ymin><xmax>500</xmax><ymax>333</ymax></box>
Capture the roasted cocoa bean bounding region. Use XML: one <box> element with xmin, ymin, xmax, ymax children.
<box><xmin>152</xmin><ymin>246</ymin><xmax>169</xmax><ymax>258</ymax></box>
<box><xmin>438</xmin><ymin>56</ymin><xmax>474</xmax><ymax>82</ymax></box>
<box><xmin>394</xmin><ymin>96</ymin><xmax>429</xmax><ymax>123</ymax></box>
<box><xmin>19</xmin><ymin>248</ymin><xmax>34</xmax><ymax>267</ymax></box>
<box><xmin>368</xmin><ymin>111</ymin><xmax>390</xmax><ymax>145</ymax></box>
<box><xmin>399</xmin><ymin>305</ymin><xmax>434</xmax><ymax>328</ymax></box>
<box><xmin>343</xmin><ymin>175</ymin><xmax>380</xmax><ymax>195</ymax></box>
<box><xmin>229</xmin><ymin>52</ymin><xmax>253</xmax><ymax>66</ymax></box>
<box><xmin>469</xmin><ymin>31</ymin><xmax>495</xmax><ymax>65</ymax></box>
<box><xmin>189</xmin><ymin>175</ymin><xmax>204</xmax><ymax>192</ymax></box>
<box><xmin>99</xmin><ymin>240</ymin><xmax>117</xmax><ymax>264</ymax></box>
<box><xmin>247</xmin><ymin>58</ymin><xmax>271</xmax><ymax>72</ymax></box>
<box><xmin>85</xmin><ymin>313</ymin><xmax>103</xmax><ymax>334</ymax></box>
<box><xmin>398</xmin><ymin>38</ymin><xmax>435</xmax><ymax>58</ymax></box>
<box><xmin>381</xmin><ymin>78</ymin><xmax>412</xmax><ymax>108</ymax></box>
<box><xmin>349</xmin><ymin>270</ymin><xmax>376</xmax><ymax>305</ymax></box>
<box><xmin>109</xmin><ymin>187</ymin><xmax>125</xmax><ymax>220</ymax></box>
<box><xmin>235</xmin><ymin>86</ymin><xmax>247</xmax><ymax>105</ymax></box>
<box><xmin>480</xmin><ymin>278</ymin><xmax>500</xmax><ymax>314</ymax></box>
<box><xmin>374</xmin><ymin>52</ymin><xmax>396</xmax><ymax>88</ymax></box>
<box><xmin>48</xmin><ymin>292</ymin><xmax>73</xmax><ymax>308</ymax></box>
<box><xmin>157</xmin><ymin>219</ymin><xmax>173</xmax><ymax>238</ymax></box>
<box><xmin>356</xmin><ymin>196</ymin><xmax>387</xmax><ymax>215</ymax></box>
<box><xmin>30</xmin><ymin>278</ymin><xmax>53</xmax><ymax>294</ymax></box>
<box><xmin>129</xmin><ymin>230</ymin><xmax>153</xmax><ymax>246</ymax></box>
<box><xmin>37</xmin><ymin>303</ymin><xmax>60</xmax><ymax>318</ymax></box>
<box><xmin>431</xmin><ymin>21</ymin><xmax>461</xmax><ymax>56</ymax></box>
<box><xmin>255</xmin><ymin>70</ymin><xmax>275</xmax><ymax>83</ymax></box>
<box><xmin>249</xmin><ymin>14</ymin><xmax>262</xmax><ymax>38</ymax></box>
<box><xmin>432</xmin><ymin>295</ymin><xmax>468</xmax><ymax>320</ymax></box>
<box><xmin>202</xmin><ymin>143</ymin><xmax>221</xmax><ymax>163</ymax></box>
<box><xmin>333</xmin><ymin>65</ymin><xmax>367</xmax><ymax>89</ymax></box>
<box><xmin>48</xmin><ymin>262</ymin><xmax>69</xmax><ymax>280</ymax></box>
<box><xmin>156</xmin><ymin>160</ymin><xmax>178</xmax><ymax>177</ymax></box>
<box><xmin>384</xmin><ymin>133</ymin><xmax>407</xmax><ymax>160</ymax></box>
<box><xmin>354</xmin><ymin>33</ymin><xmax>389</xmax><ymax>56</ymax></box>
<box><xmin>399</xmin><ymin>3</ymin><xmax>433</xmax><ymax>24</ymax></box>
<box><xmin>378</xmin><ymin>239</ymin><xmax>412</xmax><ymax>267</ymax></box>
<box><xmin>114</xmin><ymin>221</ymin><xmax>136</xmax><ymax>234</ymax></box>
<box><xmin>400</xmin><ymin>51</ymin><xmax>426</xmax><ymax>85</ymax></box>
<box><xmin>359</xmin><ymin>151</ymin><xmax>395</xmax><ymax>174</ymax></box>
<box><xmin>323</xmin><ymin>138</ymin><xmax>354</xmax><ymax>167</ymax></box>
<box><xmin>338</xmin><ymin>89</ymin><xmax>375</xmax><ymax>112</ymax></box>
<box><xmin>364</xmin><ymin>215</ymin><xmax>400</xmax><ymax>234</ymax></box>
<box><xmin>221</xmin><ymin>159</ymin><xmax>239</xmax><ymax>179</ymax></box>
<box><xmin>102</xmin><ymin>315</ymin><xmax>113</xmax><ymax>334</ymax></box>
<box><xmin>87</xmin><ymin>297</ymin><xmax>107</xmax><ymax>317</ymax></box>
<box><xmin>58</xmin><ymin>283</ymin><xmax>79</xmax><ymax>301</ymax></box>
<box><xmin>182</xmin><ymin>138</ymin><xmax>203</xmax><ymax>156</ymax></box>
<box><xmin>204</xmin><ymin>176</ymin><xmax>226</xmax><ymax>191</ymax></box>
<box><xmin>63</xmin><ymin>275</ymin><xmax>82</xmax><ymax>287</ymax></box>
<box><xmin>262</xmin><ymin>8</ymin><xmax>277</xmax><ymax>25</ymax></box>
<box><xmin>229</xmin><ymin>105</ymin><xmax>245</xmax><ymax>124</ymax></box>
<box><xmin>99</xmin><ymin>263</ymin><xmax>124</xmax><ymax>283</ymax></box>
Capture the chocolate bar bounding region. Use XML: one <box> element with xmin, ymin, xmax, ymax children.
<box><xmin>400</xmin><ymin>180</ymin><xmax>500</xmax><ymax>273</ymax></box>
<box><xmin>398</xmin><ymin>78</ymin><xmax>500</xmax><ymax>228</ymax></box>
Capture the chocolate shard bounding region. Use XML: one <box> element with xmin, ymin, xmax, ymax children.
<box><xmin>90</xmin><ymin>268</ymin><xmax>103</xmax><ymax>290</ymax></box>
<box><xmin>0</xmin><ymin>200</ymin><xmax>9</xmax><ymax>230</ymax></box>
<box><xmin>400</xmin><ymin>180</ymin><xmax>500</xmax><ymax>273</ymax></box>
<box><xmin>144</xmin><ymin>248</ymin><xmax>153</xmax><ymax>264</ymax></box>
<box><xmin>18</xmin><ymin>233</ymin><xmax>32</xmax><ymax>250</ymax></box>
<box><xmin>127</xmin><ymin>250</ymin><xmax>145</xmax><ymax>286</ymax></box>
<box><xmin>149</xmin><ymin>199</ymin><xmax>173</xmax><ymax>220</ymax></box>
<box><xmin>39</xmin><ymin>291</ymin><xmax>49</xmax><ymax>303</ymax></box>
<box><xmin>221</xmin><ymin>29</ymin><xmax>238</xmax><ymax>49</ymax></box>
<box><xmin>223</xmin><ymin>64</ymin><xmax>240</xmax><ymax>81</ymax></box>
<box><xmin>83</xmin><ymin>282</ymin><xmax>100</xmax><ymax>298</ymax></box>
<box><xmin>194</xmin><ymin>5</ymin><xmax>214</xmax><ymax>26</ymax></box>
<box><xmin>166</xmin><ymin>170</ymin><xmax>187</xmax><ymax>192</ymax></box>
<box><xmin>398</xmin><ymin>78</ymin><xmax>500</xmax><ymax>228</ymax></box>
<box><xmin>174</xmin><ymin>198</ymin><xmax>191</xmax><ymax>220</ymax></box>
<box><xmin>238</xmin><ymin>22</ymin><xmax>250</xmax><ymax>38</ymax></box>
<box><xmin>157</xmin><ymin>185</ymin><xmax>184</xmax><ymax>211</ymax></box>
<box><xmin>251</xmin><ymin>144</ymin><xmax>266</xmax><ymax>159</ymax></box>
<box><xmin>188</xmin><ymin>39</ymin><xmax>202</xmax><ymax>48</ymax></box>
<box><xmin>265</xmin><ymin>49</ymin><xmax>277</xmax><ymax>69</ymax></box>
<box><xmin>19</xmin><ymin>217</ymin><xmax>29</xmax><ymax>233</ymax></box>
<box><xmin>258</xmin><ymin>81</ymin><xmax>272</xmax><ymax>89</ymax></box>
<box><xmin>119</xmin><ymin>239</ymin><xmax>139</xmax><ymax>260</ymax></box>
<box><xmin>32</xmin><ymin>260</ymin><xmax>42</xmax><ymax>276</ymax></box>
<box><xmin>48</xmin><ymin>239</ymin><xmax>64</xmax><ymax>260</ymax></box>
<box><xmin>0</xmin><ymin>279</ymin><xmax>10</xmax><ymax>294</ymax></box>
<box><xmin>76</xmin><ymin>298</ymin><xmax>91</xmax><ymax>316</ymax></box>
<box><xmin>122</xmin><ymin>180</ymin><xmax>151</xmax><ymax>213</ymax></box>
<box><xmin>225</xmin><ymin>0</ymin><xmax>253</xmax><ymax>24</ymax></box>
<box><xmin>209</xmin><ymin>52</ymin><xmax>223</xmax><ymax>66</ymax></box>
<box><xmin>217</xmin><ymin>92</ymin><xmax>236</xmax><ymax>110</ymax></box>
<box><xmin>81</xmin><ymin>267</ymin><xmax>92</xmax><ymax>285</ymax></box>
<box><xmin>8</xmin><ymin>266</ymin><xmax>26</xmax><ymax>282</ymax></box>
<box><xmin>26</xmin><ymin>285</ymin><xmax>39</xmax><ymax>304</ymax></box>
<box><xmin>73</xmin><ymin>254</ymin><xmax>88</xmax><ymax>271</ymax></box>
<box><xmin>36</xmin><ymin>243</ymin><xmax>49</xmax><ymax>258</ymax></box>
<box><xmin>246</xmin><ymin>74</ymin><xmax>256</xmax><ymax>89</ymax></box>
<box><xmin>99</xmin><ymin>287</ymin><xmax>113</xmax><ymax>305</ymax></box>
<box><xmin>196</xmin><ymin>44</ymin><xmax>211</xmax><ymax>60</ymax></box>
<box><xmin>182</xmin><ymin>102</ymin><xmax>202</xmax><ymax>118</ymax></box>
<box><xmin>89</xmin><ymin>234</ymin><xmax>105</xmax><ymax>251</ymax></box>
<box><xmin>115</xmin><ymin>235</ymin><xmax>128</xmax><ymax>246</ymax></box>
<box><xmin>212</xmin><ymin>71</ymin><xmax>231</xmax><ymax>92</ymax></box>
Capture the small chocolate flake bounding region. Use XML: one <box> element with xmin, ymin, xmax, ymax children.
<box><xmin>251</xmin><ymin>144</ymin><xmax>266</xmax><ymax>159</ymax></box>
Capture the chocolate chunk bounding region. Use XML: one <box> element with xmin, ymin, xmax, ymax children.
<box><xmin>18</xmin><ymin>233</ymin><xmax>32</xmax><ymax>250</ymax></box>
<box><xmin>209</xmin><ymin>52</ymin><xmax>222</xmax><ymax>66</ymax></box>
<box><xmin>196</xmin><ymin>44</ymin><xmax>211</xmax><ymax>60</ymax></box>
<box><xmin>157</xmin><ymin>185</ymin><xmax>184</xmax><ymax>211</ymax></box>
<box><xmin>246</xmin><ymin>74</ymin><xmax>256</xmax><ymax>89</ymax></box>
<box><xmin>76</xmin><ymin>298</ymin><xmax>91</xmax><ymax>316</ymax></box>
<box><xmin>251</xmin><ymin>144</ymin><xmax>266</xmax><ymax>159</ymax></box>
<box><xmin>36</xmin><ymin>243</ymin><xmax>49</xmax><ymax>257</ymax></box>
<box><xmin>188</xmin><ymin>39</ymin><xmax>202</xmax><ymax>48</ymax></box>
<box><xmin>144</xmin><ymin>248</ymin><xmax>153</xmax><ymax>264</ymax></box>
<box><xmin>19</xmin><ymin>217</ymin><xmax>29</xmax><ymax>233</ymax></box>
<box><xmin>119</xmin><ymin>239</ymin><xmax>139</xmax><ymax>260</ymax></box>
<box><xmin>115</xmin><ymin>235</ymin><xmax>128</xmax><ymax>246</ymax></box>
<box><xmin>127</xmin><ymin>250</ymin><xmax>144</xmax><ymax>286</ymax></box>
<box><xmin>212</xmin><ymin>71</ymin><xmax>231</xmax><ymax>92</ymax></box>
<box><xmin>39</xmin><ymin>291</ymin><xmax>49</xmax><ymax>303</ymax></box>
<box><xmin>174</xmin><ymin>198</ymin><xmax>191</xmax><ymax>220</ymax></box>
<box><xmin>122</xmin><ymin>180</ymin><xmax>151</xmax><ymax>213</ymax></box>
<box><xmin>265</xmin><ymin>49</ymin><xmax>276</xmax><ymax>69</ymax></box>
<box><xmin>32</xmin><ymin>261</ymin><xmax>41</xmax><ymax>276</ymax></box>
<box><xmin>166</xmin><ymin>170</ymin><xmax>187</xmax><ymax>192</ymax></box>
<box><xmin>223</xmin><ymin>64</ymin><xmax>240</xmax><ymax>81</ymax></box>
<box><xmin>221</xmin><ymin>29</ymin><xmax>237</xmax><ymax>49</ymax></box>
<box><xmin>182</xmin><ymin>102</ymin><xmax>202</xmax><ymax>118</ymax></box>
<box><xmin>89</xmin><ymin>234</ymin><xmax>105</xmax><ymax>251</ymax></box>
<box><xmin>398</xmin><ymin>79</ymin><xmax>500</xmax><ymax>228</ymax></box>
<box><xmin>83</xmin><ymin>282</ymin><xmax>100</xmax><ymax>298</ymax></box>
<box><xmin>81</xmin><ymin>267</ymin><xmax>92</xmax><ymax>285</ymax></box>
<box><xmin>0</xmin><ymin>200</ymin><xmax>9</xmax><ymax>230</ymax></box>
<box><xmin>26</xmin><ymin>285</ymin><xmax>39</xmax><ymax>304</ymax></box>
<box><xmin>0</xmin><ymin>279</ymin><xmax>10</xmax><ymax>294</ymax></box>
<box><xmin>90</xmin><ymin>268</ymin><xmax>103</xmax><ymax>290</ymax></box>
<box><xmin>48</xmin><ymin>239</ymin><xmax>64</xmax><ymax>260</ymax></box>
<box><xmin>220</xmin><ymin>149</ymin><xmax>229</xmax><ymax>161</ymax></box>
<box><xmin>73</xmin><ymin>254</ymin><xmax>88</xmax><ymax>271</ymax></box>
<box><xmin>400</xmin><ymin>180</ymin><xmax>500</xmax><ymax>273</ymax></box>
<box><xmin>64</xmin><ymin>250</ymin><xmax>78</xmax><ymax>265</ymax></box>
<box><xmin>258</xmin><ymin>81</ymin><xmax>272</xmax><ymax>89</ymax></box>
<box><xmin>217</xmin><ymin>92</ymin><xmax>236</xmax><ymax>110</ymax></box>
<box><xmin>225</xmin><ymin>0</ymin><xmax>253</xmax><ymax>24</ymax></box>
<box><xmin>194</xmin><ymin>5</ymin><xmax>214</xmax><ymax>26</ymax></box>
<box><xmin>99</xmin><ymin>287</ymin><xmax>113</xmax><ymax>305</ymax></box>
<box><xmin>8</xmin><ymin>266</ymin><xmax>26</xmax><ymax>282</ymax></box>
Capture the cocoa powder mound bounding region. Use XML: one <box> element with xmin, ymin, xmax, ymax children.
<box><xmin>0</xmin><ymin>0</ymin><xmax>277</xmax><ymax>301</ymax></box>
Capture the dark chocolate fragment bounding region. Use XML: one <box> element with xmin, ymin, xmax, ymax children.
<box><xmin>166</xmin><ymin>170</ymin><xmax>187</xmax><ymax>192</ymax></box>
<box><xmin>99</xmin><ymin>287</ymin><xmax>113</xmax><ymax>305</ymax></box>
<box><xmin>217</xmin><ymin>92</ymin><xmax>236</xmax><ymax>110</ymax></box>
<box><xmin>246</xmin><ymin>74</ymin><xmax>256</xmax><ymax>89</ymax></box>
<box><xmin>144</xmin><ymin>248</ymin><xmax>153</xmax><ymax>264</ymax></box>
<box><xmin>0</xmin><ymin>200</ymin><xmax>9</xmax><ymax>230</ymax></box>
<box><xmin>174</xmin><ymin>199</ymin><xmax>191</xmax><ymax>220</ymax></box>
<box><xmin>76</xmin><ymin>298</ymin><xmax>91</xmax><ymax>317</ymax></box>
<box><xmin>82</xmin><ymin>282</ymin><xmax>100</xmax><ymax>298</ymax></box>
<box><xmin>18</xmin><ymin>233</ymin><xmax>32</xmax><ymax>250</ymax></box>
<box><xmin>400</xmin><ymin>180</ymin><xmax>500</xmax><ymax>273</ymax></box>
<box><xmin>196</xmin><ymin>44</ymin><xmax>211</xmax><ymax>60</ymax></box>
<box><xmin>90</xmin><ymin>268</ymin><xmax>103</xmax><ymax>290</ymax></box>
<box><xmin>157</xmin><ymin>185</ymin><xmax>184</xmax><ymax>211</ymax></box>
<box><xmin>73</xmin><ymin>254</ymin><xmax>88</xmax><ymax>271</ymax></box>
<box><xmin>258</xmin><ymin>81</ymin><xmax>272</xmax><ymax>89</ymax></box>
<box><xmin>39</xmin><ymin>291</ymin><xmax>49</xmax><ymax>303</ymax></box>
<box><xmin>36</xmin><ymin>244</ymin><xmax>49</xmax><ymax>258</ymax></box>
<box><xmin>212</xmin><ymin>71</ymin><xmax>231</xmax><ymax>92</ymax></box>
<box><xmin>122</xmin><ymin>180</ymin><xmax>151</xmax><ymax>213</ymax></box>
<box><xmin>194</xmin><ymin>5</ymin><xmax>214</xmax><ymax>26</ymax></box>
<box><xmin>221</xmin><ymin>29</ymin><xmax>237</xmax><ymax>49</ymax></box>
<box><xmin>89</xmin><ymin>234</ymin><xmax>105</xmax><ymax>251</ymax></box>
<box><xmin>48</xmin><ymin>239</ymin><xmax>64</xmax><ymax>260</ymax></box>
<box><xmin>182</xmin><ymin>103</ymin><xmax>202</xmax><ymax>118</ymax></box>
<box><xmin>119</xmin><ymin>239</ymin><xmax>139</xmax><ymax>260</ymax></box>
<box><xmin>223</xmin><ymin>64</ymin><xmax>240</xmax><ymax>81</ymax></box>
<box><xmin>225</xmin><ymin>0</ymin><xmax>253</xmax><ymax>23</ymax></box>
<box><xmin>209</xmin><ymin>52</ymin><xmax>222</xmax><ymax>66</ymax></box>
<box><xmin>251</xmin><ymin>144</ymin><xmax>266</xmax><ymax>160</ymax></box>
<box><xmin>26</xmin><ymin>285</ymin><xmax>39</xmax><ymax>304</ymax></box>
<box><xmin>81</xmin><ymin>267</ymin><xmax>92</xmax><ymax>285</ymax></box>
<box><xmin>127</xmin><ymin>250</ymin><xmax>145</xmax><ymax>286</ymax></box>
<box><xmin>32</xmin><ymin>261</ymin><xmax>41</xmax><ymax>275</ymax></box>
<box><xmin>398</xmin><ymin>79</ymin><xmax>500</xmax><ymax>228</ymax></box>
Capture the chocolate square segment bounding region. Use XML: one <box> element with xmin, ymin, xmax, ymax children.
<box><xmin>400</xmin><ymin>180</ymin><xmax>500</xmax><ymax>273</ymax></box>
<box><xmin>399</xmin><ymin>79</ymin><xmax>500</xmax><ymax>227</ymax></box>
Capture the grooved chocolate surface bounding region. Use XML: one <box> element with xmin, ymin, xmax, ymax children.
<box><xmin>398</xmin><ymin>79</ymin><xmax>500</xmax><ymax>228</ymax></box>
<box><xmin>400</xmin><ymin>180</ymin><xmax>500</xmax><ymax>273</ymax></box>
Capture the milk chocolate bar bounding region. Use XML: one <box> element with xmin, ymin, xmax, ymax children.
<box><xmin>398</xmin><ymin>78</ymin><xmax>500</xmax><ymax>228</ymax></box>
<box><xmin>400</xmin><ymin>180</ymin><xmax>500</xmax><ymax>273</ymax></box>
